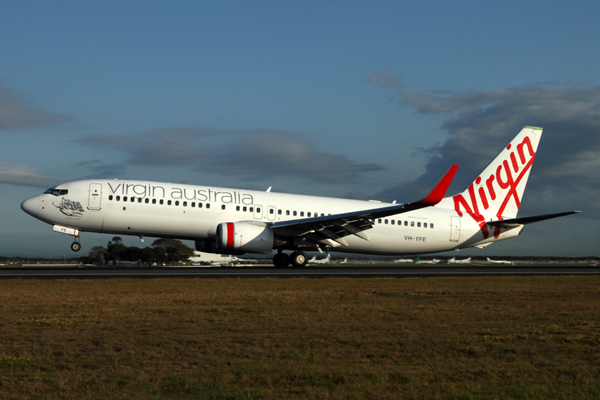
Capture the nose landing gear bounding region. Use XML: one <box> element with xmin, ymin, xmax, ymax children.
<box><xmin>51</xmin><ymin>225</ymin><xmax>82</xmax><ymax>252</ymax></box>
<box><xmin>71</xmin><ymin>236</ymin><xmax>81</xmax><ymax>252</ymax></box>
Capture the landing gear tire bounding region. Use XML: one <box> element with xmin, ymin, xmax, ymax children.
<box><xmin>290</xmin><ymin>251</ymin><xmax>308</xmax><ymax>268</ymax></box>
<box><xmin>273</xmin><ymin>252</ymin><xmax>290</xmax><ymax>268</ymax></box>
<box><xmin>71</xmin><ymin>242</ymin><xmax>81</xmax><ymax>252</ymax></box>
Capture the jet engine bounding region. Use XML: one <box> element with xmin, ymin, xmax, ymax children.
<box><xmin>195</xmin><ymin>239</ymin><xmax>246</xmax><ymax>255</ymax></box>
<box><xmin>215</xmin><ymin>222</ymin><xmax>274</xmax><ymax>254</ymax></box>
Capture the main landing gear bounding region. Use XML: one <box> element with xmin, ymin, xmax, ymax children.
<box><xmin>273</xmin><ymin>250</ymin><xmax>308</xmax><ymax>268</ymax></box>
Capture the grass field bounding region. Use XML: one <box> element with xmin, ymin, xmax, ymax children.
<box><xmin>0</xmin><ymin>276</ymin><xmax>598</xmax><ymax>399</ymax></box>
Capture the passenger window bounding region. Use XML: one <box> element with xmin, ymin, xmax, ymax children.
<box><xmin>116</xmin><ymin>196</ymin><xmax>120</xmax><ymax>201</ymax></box>
<box><xmin>424</xmin><ymin>222</ymin><xmax>427</xmax><ymax>228</ymax></box>
<box><xmin>417</xmin><ymin>222</ymin><xmax>421</xmax><ymax>227</ymax></box>
<box><xmin>256</xmin><ymin>207</ymin><xmax>261</xmax><ymax>213</ymax></box>
<box><xmin>206</xmin><ymin>203</ymin><xmax>210</xmax><ymax>209</ymax></box>
<box><xmin>243</xmin><ymin>206</ymin><xmax>247</xmax><ymax>212</ymax></box>
<box><xmin>286</xmin><ymin>210</ymin><xmax>290</xmax><ymax>216</ymax></box>
<box><xmin>385</xmin><ymin>219</ymin><xmax>388</xmax><ymax>224</ymax></box>
<box><xmin>145</xmin><ymin>198</ymin><xmax>149</xmax><ymax>204</ymax></box>
<box><xmin>183</xmin><ymin>201</ymin><xmax>187</xmax><ymax>207</ymax></box>
<box><xmin>307</xmin><ymin>212</ymin><xmax>311</xmax><ymax>217</ymax></box>
<box><xmin>278</xmin><ymin>209</ymin><xmax>282</xmax><ymax>215</ymax></box>
<box><xmin>109</xmin><ymin>195</ymin><xmax>113</xmax><ymax>200</ymax></box>
<box><xmin>391</xmin><ymin>220</ymin><xmax>395</xmax><ymax>225</ymax></box>
<box><xmin>160</xmin><ymin>199</ymin><xmax>164</xmax><ymax>205</ymax></box>
<box><xmin>293</xmin><ymin>211</ymin><xmax>297</xmax><ymax>216</ymax></box>
<box><xmin>431</xmin><ymin>223</ymin><xmax>434</xmax><ymax>229</ymax></box>
<box><xmin>138</xmin><ymin>198</ymin><xmax>142</xmax><ymax>203</ymax></box>
<box><xmin>221</xmin><ymin>205</ymin><xmax>226</xmax><ymax>210</ymax></box>
<box><xmin>168</xmin><ymin>200</ymin><xmax>172</xmax><ymax>205</ymax></box>
<box><xmin>404</xmin><ymin>221</ymin><xmax>408</xmax><ymax>226</ymax></box>
<box><xmin>191</xmin><ymin>202</ymin><xmax>195</xmax><ymax>207</ymax></box>
<box><xmin>300</xmin><ymin>211</ymin><xmax>304</xmax><ymax>217</ymax></box>
<box><xmin>152</xmin><ymin>199</ymin><xmax>156</xmax><ymax>204</ymax></box>
<box><xmin>249</xmin><ymin>207</ymin><xmax>253</xmax><ymax>212</ymax></box>
<box><xmin>123</xmin><ymin>196</ymin><xmax>128</xmax><ymax>202</ymax></box>
<box><xmin>198</xmin><ymin>203</ymin><xmax>202</xmax><ymax>208</ymax></box>
<box><xmin>270</xmin><ymin>209</ymin><xmax>274</xmax><ymax>214</ymax></box>
<box><xmin>378</xmin><ymin>219</ymin><xmax>382</xmax><ymax>224</ymax></box>
<box><xmin>411</xmin><ymin>221</ymin><xmax>414</xmax><ymax>227</ymax></box>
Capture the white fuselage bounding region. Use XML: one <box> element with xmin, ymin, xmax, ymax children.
<box><xmin>21</xmin><ymin>179</ymin><xmax>518</xmax><ymax>256</ymax></box>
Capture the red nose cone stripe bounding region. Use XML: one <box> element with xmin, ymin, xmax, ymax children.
<box><xmin>226</xmin><ymin>222</ymin><xmax>234</xmax><ymax>249</ymax></box>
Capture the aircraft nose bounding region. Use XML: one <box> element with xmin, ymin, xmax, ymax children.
<box><xmin>21</xmin><ymin>197</ymin><xmax>39</xmax><ymax>216</ymax></box>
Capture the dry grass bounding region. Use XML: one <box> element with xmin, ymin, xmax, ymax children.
<box><xmin>0</xmin><ymin>276</ymin><xmax>598</xmax><ymax>399</ymax></box>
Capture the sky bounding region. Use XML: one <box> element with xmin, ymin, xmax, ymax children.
<box><xmin>1</xmin><ymin>1</ymin><xmax>599</xmax><ymax>258</ymax></box>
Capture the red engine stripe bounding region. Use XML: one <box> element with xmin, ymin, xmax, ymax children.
<box><xmin>226</xmin><ymin>222</ymin><xmax>234</xmax><ymax>249</ymax></box>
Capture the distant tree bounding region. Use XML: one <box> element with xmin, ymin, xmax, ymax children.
<box><xmin>151</xmin><ymin>238</ymin><xmax>194</xmax><ymax>263</ymax></box>
<box><xmin>137</xmin><ymin>247</ymin><xmax>159</xmax><ymax>264</ymax></box>
<box><xmin>106</xmin><ymin>237</ymin><xmax>127</xmax><ymax>261</ymax></box>
<box><xmin>88</xmin><ymin>246</ymin><xmax>108</xmax><ymax>263</ymax></box>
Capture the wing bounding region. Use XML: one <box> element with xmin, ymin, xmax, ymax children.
<box><xmin>270</xmin><ymin>165</ymin><xmax>459</xmax><ymax>247</ymax></box>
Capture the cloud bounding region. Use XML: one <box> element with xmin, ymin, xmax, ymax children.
<box><xmin>75</xmin><ymin>159</ymin><xmax>128</xmax><ymax>179</ymax></box>
<box><xmin>376</xmin><ymin>83</ymin><xmax>600</xmax><ymax>218</ymax></box>
<box><xmin>368</xmin><ymin>70</ymin><xmax>400</xmax><ymax>88</ymax></box>
<box><xmin>0</xmin><ymin>82</ymin><xmax>73</xmax><ymax>130</ymax></box>
<box><xmin>79</xmin><ymin>129</ymin><xmax>384</xmax><ymax>184</ymax></box>
<box><xmin>0</xmin><ymin>163</ymin><xmax>60</xmax><ymax>188</ymax></box>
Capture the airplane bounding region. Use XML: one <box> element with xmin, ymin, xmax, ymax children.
<box><xmin>394</xmin><ymin>258</ymin><xmax>415</xmax><ymax>263</ymax></box>
<box><xmin>486</xmin><ymin>257</ymin><xmax>512</xmax><ymax>265</ymax></box>
<box><xmin>416</xmin><ymin>258</ymin><xmax>441</xmax><ymax>264</ymax></box>
<box><xmin>448</xmin><ymin>257</ymin><xmax>471</xmax><ymax>264</ymax></box>
<box><xmin>21</xmin><ymin>126</ymin><xmax>579</xmax><ymax>268</ymax></box>
<box><xmin>308</xmin><ymin>254</ymin><xmax>331</xmax><ymax>264</ymax></box>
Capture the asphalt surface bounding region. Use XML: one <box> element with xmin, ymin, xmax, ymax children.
<box><xmin>1</xmin><ymin>264</ymin><xmax>599</xmax><ymax>279</ymax></box>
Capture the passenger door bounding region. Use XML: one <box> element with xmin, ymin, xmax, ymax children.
<box><xmin>88</xmin><ymin>183</ymin><xmax>102</xmax><ymax>210</ymax></box>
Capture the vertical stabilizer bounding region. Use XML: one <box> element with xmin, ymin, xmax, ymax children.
<box><xmin>451</xmin><ymin>126</ymin><xmax>543</xmax><ymax>223</ymax></box>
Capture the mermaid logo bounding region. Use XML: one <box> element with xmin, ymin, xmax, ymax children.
<box><xmin>53</xmin><ymin>198</ymin><xmax>85</xmax><ymax>217</ymax></box>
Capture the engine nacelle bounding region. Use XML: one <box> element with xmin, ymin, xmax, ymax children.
<box><xmin>215</xmin><ymin>222</ymin><xmax>274</xmax><ymax>254</ymax></box>
<box><xmin>195</xmin><ymin>239</ymin><xmax>244</xmax><ymax>255</ymax></box>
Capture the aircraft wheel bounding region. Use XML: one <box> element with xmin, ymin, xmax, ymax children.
<box><xmin>290</xmin><ymin>251</ymin><xmax>308</xmax><ymax>268</ymax></box>
<box><xmin>273</xmin><ymin>252</ymin><xmax>290</xmax><ymax>268</ymax></box>
<box><xmin>71</xmin><ymin>242</ymin><xmax>81</xmax><ymax>252</ymax></box>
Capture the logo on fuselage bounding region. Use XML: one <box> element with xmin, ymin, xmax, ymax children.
<box><xmin>106</xmin><ymin>182</ymin><xmax>255</xmax><ymax>205</ymax></box>
<box><xmin>53</xmin><ymin>198</ymin><xmax>85</xmax><ymax>217</ymax></box>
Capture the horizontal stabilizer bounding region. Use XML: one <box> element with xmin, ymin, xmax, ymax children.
<box><xmin>486</xmin><ymin>211</ymin><xmax>581</xmax><ymax>227</ymax></box>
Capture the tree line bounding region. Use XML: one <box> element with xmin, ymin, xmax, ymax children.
<box><xmin>84</xmin><ymin>237</ymin><xmax>195</xmax><ymax>265</ymax></box>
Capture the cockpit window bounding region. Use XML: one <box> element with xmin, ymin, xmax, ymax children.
<box><xmin>44</xmin><ymin>188</ymin><xmax>68</xmax><ymax>196</ymax></box>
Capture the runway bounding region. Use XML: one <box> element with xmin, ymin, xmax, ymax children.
<box><xmin>1</xmin><ymin>264</ymin><xmax>599</xmax><ymax>279</ymax></box>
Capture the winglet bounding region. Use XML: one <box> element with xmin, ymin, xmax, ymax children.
<box><xmin>415</xmin><ymin>164</ymin><xmax>459</xmax><ymax>206</ymax></box>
